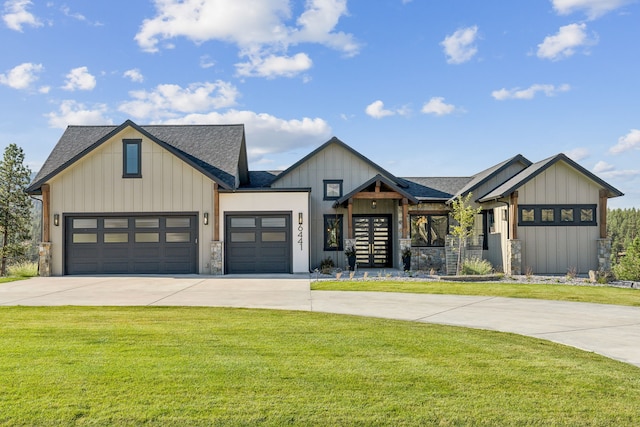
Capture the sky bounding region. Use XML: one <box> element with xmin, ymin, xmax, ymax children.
<box><xmin>1</xmin><ymin>0</ymin><xmax>639</xmax><ymax>208</ymax></box>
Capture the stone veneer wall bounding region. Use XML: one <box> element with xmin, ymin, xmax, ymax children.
<box><xmin>507</xmin><ymin>239</ymin><xmax>522</xmax><ymax>275</ymax></box>
<box><xmin>411</xmin><ymin>246</ymin><xmax>446</xmax><ymax>274</ymax></box>
<box><xmin>597</xmin><ymin>238</ymin><xmax>612</xmax><ymax>272</ymax></box>
<box><xmin>210</xmin><ymin>241</ymin><xmax>223</xmax><ymax>275</ymax></box>
<box><xmin>38</xmin><ymin>242</ymin><xmax>52</xmax><ymax>277</ymax></box>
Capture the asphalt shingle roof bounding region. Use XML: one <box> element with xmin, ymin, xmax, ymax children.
<box><xmin>27</xmin><ymin>120</ymin><xmax>246</xmax><ymax>193</ymax></box>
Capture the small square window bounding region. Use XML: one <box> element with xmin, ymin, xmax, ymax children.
<box><xmin>521</xmin><ymin>209</ymin><xmax>535</xmax><ymax>222</ymax></box>
<box><xmin>541</xmin><ymin>209</ymin><xmax>554</xmax><ymax>222</ymax></box>
<box><xmin>581</xmin><ymin>208</ymin><xmax>594</xmax><ymax>222</ymax></box>
<box><xmin>561</xmin><ymin>208</ymin><xmax>574</xmax><ymax>222</ymax></box>
<box><xmin>324</xmin><ymin>180</ymin><xmax>343</xmax><ymax>200</ymax></box>
<box><xmin>123</xmin><ymin>139</ymin><xmax>142</xmax><ymax>178</ymax></box>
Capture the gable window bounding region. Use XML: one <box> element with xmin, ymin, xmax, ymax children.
<box><xmin>519</xmin><ymin>205</ymin><xmax>597</xmax><ymax>226</ymax></box>
<box><xmin>324</xmin><ymin>180</ymin><xmax>343</xmax><ymax>200</ymax></box>
<box><xmin>410</xmin><ymin>214</ymin><xmax>448</xmax><ymax>247</ymax></box>
<box><xmin>123</xmin><ymin>139</ymin><xmax>142</xmax><ymax>178</ymax></box>
<box><xmin>324</xmin><ymin>215</ymin><xmax>343</xmax><ymax>251</ymax></box>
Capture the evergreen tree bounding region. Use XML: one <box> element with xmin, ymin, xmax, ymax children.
<box><xmin>0</xmin><ymin>144</ymin><xmax>32</xmax><ymax>276</ymax></box>
<box><xmin>612</xmin><ymin>237</ymin><xmax>640</xmax><ymax>281</ymax></box>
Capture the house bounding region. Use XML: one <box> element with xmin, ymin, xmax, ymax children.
<box><xmin>27</xmin><ymin>120</ymin><xmax>623</xmax><ymax>276</ymax></box>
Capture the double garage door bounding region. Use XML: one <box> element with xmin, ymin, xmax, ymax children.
<box><xmin>225</xmin><ymin>213</ymin><xmax>291</xmax><ymax>274</ymax></box>
<box><xmin>65</xmin><ymin>214</ymin><xmax>198</xmax><ymax>275</ymax></box>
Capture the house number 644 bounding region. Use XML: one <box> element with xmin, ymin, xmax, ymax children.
<box><xmin>297</xmin><ymin>225</ymin><xmax>303</xmax><ymax>250</ymax></box>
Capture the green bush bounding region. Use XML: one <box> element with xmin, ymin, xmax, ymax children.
<box><xmin>613</xmin><ymin>237</ymin><xmax>640</xmax><ymax>281</ymax></box>
<box><xmin>7</xmin><ymin>261</ymin><xmax>38</xmax><ymax>278</ymax></box>
<box><xmin>461</xmin><ymin>257</ymin><xmax>493</xmax><ymax>275</ymax></box>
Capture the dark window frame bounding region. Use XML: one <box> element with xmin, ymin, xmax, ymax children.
<box><xmin>323</xmin><ymin>214</ymin><xmax>343</xmax><ymax>251</ymax></box>
<box><xmin>323</xmin><ymin>180</ymin><xmax>343</xmax><ymax>200</ymax></box>
<box><xmin>518</xmin><ymin>204</ymin><xmax>597</xmax><ymax>226</ymax></box>
<box><xmin>123</xmin><ymin>139</ymin><xmax>142</xmax><ymax>178</ymax></box>
<box><xmin>410</xmin><ymin>212</ymin><xmax>449</xmax><ymax>247</ymax></box>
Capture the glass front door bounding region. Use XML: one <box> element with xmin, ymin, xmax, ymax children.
<box><xmin>353</xmin><ymin>215</ymin><xmax>392</xmax><ymax>268</ymax></box>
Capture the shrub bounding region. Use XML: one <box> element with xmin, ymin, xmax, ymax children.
<box><xmin>7</xmin><ymin>261</ymin><xmax>38</xmax><ymax>278</ymax></box>
<box><xmin>461</xmin><ymin>258</ymin><xmax>493</xmax><ymax>275</ymax></box>
<box><xmin>319</xmin><ymin>257</ymin><xmax>335</xmax><ymax>274</ymax></box>
<box><xmin>613</xmin><ymin>237</ymin><xmax>640</xmax><ymax>281</ymax></box>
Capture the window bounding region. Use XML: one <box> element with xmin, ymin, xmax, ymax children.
<box><xmin>123</xmin><ymin>139</ymin><xmax>142</xmax><ymax>178</ymax></box>
<box><xmin>324</xmin><ymin>215</ymin><xmax>343</xmax><ymax>251</ymax></box>
<box><xmin>519</xmin><ymin>205</ymin><xmax>597</xmax><ymax>226</ymax></box>
<box><xmin>410</xmin><ymin>214</ymin><xmax>448</xmax><ymax>247</ymax></box>
<box><xmin>324</xmin><ymin>180</ymin><xmax>343</xmax><ymax>200</ymax></box>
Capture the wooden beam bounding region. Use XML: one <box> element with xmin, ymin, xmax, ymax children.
<box><xmin>347</xmin><ymin>198</ymin><xmax>353</xmax><ymax>239</ymax></box>
<box><xmin>511</xmin><ymin>192</ymin><xmax>518</xmax><ymax>240</ymax></box>
<box><xmin>599</xmin><ymin>189</ymin><xmax>608</xmax><ymax>239</ymax></box>
<box><xmin>352</xmin><ymin>192</ymin><xmax>403</xmax><ymax>200</ymax></box>
<box><xmin>375</xmin><ymin>180</ymin><xmax>381</xmax><ymax>193</ymax></box>
<box><xmin>213</xmin><ymin>183</ymin><xmax>220</xmax><ymax>241</ymax></box>
<box><xmin>402</xmin><ymin>198</ymin><xmax>409</xmax><ymax>239</ymax></box>
<box><xmin>41</xmin><ymin>184</ymin><xmax>50</xmax><ymax>243</ymax></box>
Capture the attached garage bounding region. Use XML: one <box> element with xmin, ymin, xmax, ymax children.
<box><xmin>65</xmin><ymin>214</ymin><xmax>198</xmax><ymax>275</ymax></box>
<box><xmin>225</xmin><ymin>213</ymin><xmax>291</xmax><ymax>274</ymax></box>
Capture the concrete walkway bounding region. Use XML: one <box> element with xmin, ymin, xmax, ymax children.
<box><xmin>1</xmin><ymin>276</ymin><xmax>639</xmax><ymax>368</ymax></box>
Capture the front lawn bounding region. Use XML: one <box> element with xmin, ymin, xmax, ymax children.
<box><xmin>1</xmin><ymin>307</ymin><xmax>639</xmax><ymax>426</ymax></box>
<box><xmin>312</xmin><ymin>280</ymin><xmax>640</xmax><ymax>306</ymax></box>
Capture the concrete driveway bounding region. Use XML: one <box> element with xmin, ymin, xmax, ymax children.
<box><xmin>1</xmin><ymin>275</ymin><xmax>640</xmax><ymax>369</ymax></box>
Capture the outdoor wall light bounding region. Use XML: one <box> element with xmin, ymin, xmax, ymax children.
<box><xmin>298</xmin><ymin>212</ymin><xmax>303</xmax><ymax>225</ymax></box>
<box><xmin>203</xmin><ymin>212</ymin><xmax>209</xmax><ymax>225</ymax></box>
<box><xmin>53</xmin><ymin>214</ymin><xmax>60</xmax><ymax>227</ymax></box>
<box><xmin>371</xmin><ymin>200</ymin><xmax>377</xmax><ymax>209</ymax></box>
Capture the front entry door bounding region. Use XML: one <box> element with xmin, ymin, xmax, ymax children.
<box><xmin>353</xmin><ymin>215</ymin><xmax>392</xmax><ymax>268</ymax></box>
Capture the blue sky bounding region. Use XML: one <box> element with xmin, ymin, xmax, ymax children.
<box><xmin>1</xmin><ymin>0</ymin><xmax>639</xmax><ymax>207</ymax></box>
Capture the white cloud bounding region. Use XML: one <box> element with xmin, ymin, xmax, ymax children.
<box><xmin>364</xmin><ymin>100</ymin><xmax>411</xmax><ymax>119</ymax></box>
<box><xmin>593</xmin><ymin>160</ymin><xmax>615</xmax><ymax>173</ymax></box>
<box><xmin>0</xmin><ymin>62</ymin><xmax>43</xmax><ymax>90</ymax></box>
<box><xmin>2</xmin><ymin>0</ymin><xmax>42</xmax><ymax>31</ymax></box>
<box><xmin>609</xmin><ymin>129</ymin><xmax>640</xmax><ymax>154</ymax></box>
<box><xmin>118</xmin><ymin>81</ymin><xmax>240</xmax><ymax>120</ymax></box>
<box><xmin>160</xmin><ymin>109</ymin><xmax>332</xmax><ymax>162</ymax></box>
<box><xmin>123</xmin><ymin>68</ymin><xmax>144</xmax><ymax>83</ymax></box>
<box><xmin>134</xmin><ymin>0</ymin><xmax>358</xmax><ymax>78</ymax></box>
<box><xmin>63</xmin><ymin>66</ymin><xmax>96</xmax><ymax>91</ymax></box>
<box><xmin>200</xmin><ymin>55</ymin><xmax>215</xmax><ymax>69</ymax></box>
<box><xmin>564</xmin><ymin>147</ymin><xmax>590</xmax><ymax>161</ymax></box>
<box><xmin>46</xmin><ymin>100</ymin><xmax>112</xmax><ymax>128</ymax></box>
<box><xmin>551</xmin><ymin>0</ymin><xmax>632</xmax><ymax>19</ymax></box>
<box><xmin>421</xmin><ymin>97</ymin><xmax>456</xmax><ymax>116</ymax></box>
<box><xmin>441</xmin><ymin>26</ymin><xmax>479</xmax><ymax>64</ymax></box>
<box><xmin>492</xmin><ymin>83</ymin><xmax>571</xmax><ymax>100</ymax></box>
<box><xmin>537</xmin><ymin>23</ymin><xmax>594</xmax><ymax>61</ymax></box>
<box><xmin>236</xmin><ymin>52</ymin><xmax>312</xmax><ymax>78</ymax></box>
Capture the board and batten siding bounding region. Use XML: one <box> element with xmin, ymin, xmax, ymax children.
<box><xmin>47</xmin><ymin>128</ymin><xmax>215</xmax><ymax>275</ymax></box>
<box><xmin>272</xmin><ymin>143</ymin><xmax>394</xmax><ymax>269</ymax></box>
<box><xmin>516</xmin><ymin>161</ymin><xmax>601</xmax><ymax>274</ymax></box>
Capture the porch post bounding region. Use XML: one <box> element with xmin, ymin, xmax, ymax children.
<box><xmin>510</xmin><ymin>191</ymin><xmax>518</xmax><ymax>240</ymax></box>
<box><xmin>599</xmin><ymin>190</ymin><xmax>607</xmax><ymax>239</ymax></box>
<box><xmin>401</xmin><ymin>198</ymin><xmax>409</xmax><ymax>239</ymax></box>
<box><xmin>347</xmin><ymin>198</ymin><xmax>353</xmax><ymax>239</ymax></box>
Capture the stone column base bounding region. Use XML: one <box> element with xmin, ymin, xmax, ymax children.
<box><xmin>38</xmin><ymin>242</ymin><xmax>52</xmax><ymax>277</ymax></box>
<box><xmin>507</xmin><ymin>239</ymin><xmax>522</xmax><ymax>276</ymax></box>
<box><xmin>597</xmin><ymin>238</ymin><xmax>612</xmax><ymax>272</ymax></box>
<box><xmin>210</xmin><ymin>241</ymin><xmax>223</xmax><ymax>275</ymax></box>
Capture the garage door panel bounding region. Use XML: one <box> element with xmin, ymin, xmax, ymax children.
<box><xmin>226</xmin><ymin>214</ymin><xmax>291</xmax><ymax>274</ymax></box>
<box><xmin>65</xmin><ymin>215</ymin><xmax>197</xmax><ymax>275</ymax></box>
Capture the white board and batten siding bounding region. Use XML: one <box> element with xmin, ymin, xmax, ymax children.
<box><xmin>271</xmin><ymin>143</ymin><xmax>392</xmax><ymax>269</ymax></box>
<box><xmin>517</xmin><ymin>161</ymin><xmax>601</xmax><ymax>274</ymax></box>
<box><xmin>48</xmin><ymin>128</ymin><xmax>217</xmax><ymax>275</ymax></box>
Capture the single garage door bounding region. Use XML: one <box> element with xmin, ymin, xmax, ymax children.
<box><xmin>65</xmin><ymin>214</ymin><xmax>198</xmax><ymax>275</ymax></box>
<box><xmin>225</xmin><ymin>213</ymin><xmax>291</xmax><ymax>274</ymax></box>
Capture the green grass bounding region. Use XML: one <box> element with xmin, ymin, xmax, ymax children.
<box><xmin>312</xmin><ymin>280</ymin><xmax>640</xmax><ymax>306</ymax></box>
<box><xmin>6</xmin><ymin>261</ymin><xmax>38</xmax><ymax>278</ymax></box>
<box><xmin>1</xmin><ymin>307</ymin><xmax>639</xmax><ymax>426</ymax></box>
